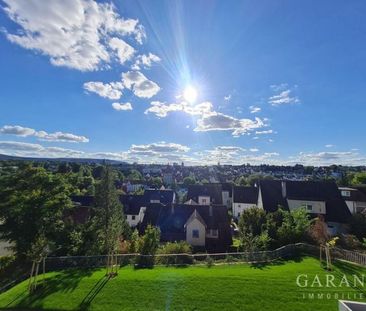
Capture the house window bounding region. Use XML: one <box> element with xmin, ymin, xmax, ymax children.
<box><xmin>192</xmin><ymin>229</ymin><xmax>199</xmax><ymax>238</ymax></box>
<box><xmin>306</xmin><ymin>204</ymin><xmax>313</xmax><ymax>211</ymax></box>
<box><xmin>131</xmin><ymin>215</ymin><xmax>136</xmax><ymax>220</ymax></box>
<box><xmin>202</xmin><ymin>199</ymin><xmax>207</xmax><ymax>204</ymax></box>
<box><xmin>341</xmin><ymin>190</ymin><xmax>351</xmax><ymax>197</ymax></box>
<box><xmin>210</xmin><ymin>229</ymin><xmax>218</xmax><ymax>237</ymax></box>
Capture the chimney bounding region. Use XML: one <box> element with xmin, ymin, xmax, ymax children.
<box><xmin>281</xmin><ymin>181</ymin><xmax>287</xmax><ymax>198</ymax></box>
<box><xmin>209</xmin><ymin>205</ymin><xmax>213</xmax><ymax>217</ymax></box>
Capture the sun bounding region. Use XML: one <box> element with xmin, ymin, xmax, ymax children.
<box><xmin>183</xmin><ymin>85</ymin><xmax>198</xmax><ymax>103</ymax></box>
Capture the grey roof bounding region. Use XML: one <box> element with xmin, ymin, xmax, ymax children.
<box><xmin>259</xmin><ymin>180</ymin><xmax>351</xmax><ymax>223</ymax></box>
<box><xmin>233</xmin><ymin>186</ymin><xmax>258</xmax><ymax>204</ymax></box>
<box><xmin>187</xmin><ymin>184</ymin><xmax>223</xmax><ymax>204</ymax></box>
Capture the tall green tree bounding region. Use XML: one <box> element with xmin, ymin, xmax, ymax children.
<box><xmin>351</xmin><ymin>172</ymin><xmax>366</xmax><ymax>185</ymax></box>
<box><xmin>0</xmin><ymin>165</ymin><xmax>72</xmax><ymax>257</ymax></box>
<box><xmin>93</xmin><ymin>166</ymin><xmax>128</xmax><ymax>255</ymax></box>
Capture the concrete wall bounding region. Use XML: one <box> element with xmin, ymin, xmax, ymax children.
<box><xmin>186</xmin><ymin>218</ymin><xmax>206</xmax><ymax>246</ymax></box>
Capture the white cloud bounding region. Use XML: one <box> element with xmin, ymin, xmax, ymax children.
<box><xmin>255</xmin><ymin>130</ymin><xmax>275</xmax><ymax>135</ymax></box>
<box><xmin>145</xmin><ymin>100</ymin><xmax>268</xmax><ymax>136</ymax></box>
<box><xmin>0</xmin><ymin>125</ymin><xmax>36</xmax><ymax>136</ymax></box>
<box><xmin>35</xmin><ymin>131</ymin><xmax>89</xmax><ymax>143</ymax></box>
<box><xmin>130</xmin><ymin>142</ymin><xmax>189</xmax><ymax>154</ymax></box>
<box><xmin>1</xmin><ymin>139</ymin><xmax>365</xmax><ymax>166</ymax></box>
<box><xmin>83</xmin><ymin>81</ymin><xmax>123</xmax><ymax>100</ymax></box>
<box><xmin>112</xmin><ymin>102</ymin><xmax>133</xmax><ymax>111</ymax></box>
<box><xmin>215</xmin><ymin>146</ymin><xmax>246</xmax><ymax>152</ymax></box>
<box><xmin>270</xmin><ymin>83</ymin><xmax>288</xmax><ymax>92</ymax></box>
<box><xmin>325</xmin><ymin>144</ymin><xmax>334</xmax><ymax>148</ymax></box>
<box><xmin>0</xmin><ymin>125</ymin><xmax>89</xmax><ymax>143</ymax></box>
<box><xmin>0</xmin><ymin>141</ymin><xmax>43</xmax><ymax>152</ymax></box>
<box><xmin>2</xmin><ymin>0</ymin><xmax>145</xmax><ymax>71</ymax></box>
<box><xmin>195</xmin><ymin>113</ymin><xmax>266</xmax><ymax>137</ymax></box>
<box><xmin>122</xmin><ymin>71</ymin><xmax>160</xmax><ymax>98</ymax></box>
<box><xmin>0</xmin><ymin>141</ymin><xmax>84</xmax><ymax>157</ymax></box>
<box><xmin>269</xmin><ymin>89</ymin><xmax>299</xmax><ymax>106</ymax></box>
<box><xmin>132</xmin><ymin>53</ymin><xmax>161</xmax><ymax>70</ymax></box>
<box><xmin>291</xmin><ymin>150</ymin><xmax>365</xmax><ymax>166</ymax></box>
<box><xmin>224</xmin><ymin>94</ymin><xmax>232</xmax><ymax>101</ymax></box>
<box><xmin>109</xmin><ymin>37</ymin><xmax>135</xmax><ymax>64</ymax></box>
<box><xmin>249</xmin><ymin>106</ymin><xmax>261</xmax><ymax>113</ymax></box>
<box><xmin>145</xmin><ymin>101</ymin><xmax>212</xmax><ymax>118</ymax></box>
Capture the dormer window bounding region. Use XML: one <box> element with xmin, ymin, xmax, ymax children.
<box><xmin>192</xmin><ymin>229</ymin><xmax>199</xmax><ymax>238</ymax></box>
<box><xmin>208</xmin><ymin>229</ymin><xmax>218</xmax><ymax>237</ymax></box>
<box><xmin>341</xmin><ymin>190</ymin><xmax>351</xmax><ymax>197</ymax></box>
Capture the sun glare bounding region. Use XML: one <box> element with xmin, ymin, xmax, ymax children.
<box><xmin>183</xmin><ymin>85</ymin><xmax>198</xmax><ymax>103</ymax></box>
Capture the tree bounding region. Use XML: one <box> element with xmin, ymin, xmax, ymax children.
<box><xmin>183</xmin><ymin>176</ymin><xmax>196</xmax><ymax>187</ymax></box>
<box><xmin>93</xmin><ymin>166</ymin><xmax>128</xmax><ymax>276</ymax></box>
<box><xmin>135</xmin><ymin>225</ymin><xmax>160</xmax><ymax>268</ymax></box>
<box><xmin>235</xmin><ymin>176</ymin><xmax>248</xmax><ymax>186</ymax></box>
<box><xmin>238</xmin><ymin>208</ymin><xmax>267</xmax><ymax>250</ymax></box>
<box><xmin>351</xmin><ymin>172</ymin><xmax>366</xmax><ymax>185</ymax></box>
<box><xmin>349</xmin><ymin>213</ymin><xmax>366</xmax><ymax>240</ymax></box>
<box><xmin>57</xmin><ymin>162</ymin><xmax>72</xmax><ymax>174</ymax></box>
<box><xmin>0</xmin><ymin>165</ymin><xmax>72</xmax><ymax>258</ymax></box>
<box><xmin>150</xmin><ymin>177</ymin><xmax>163</xmax><ymax>188</ymax></box>
<box><xmin>128</xmin><ymin>169</ymin><xmax>143</xmax><ymax>181</ymax></box>
<box><xmin>276</xmin><ymin>208</ymin><xmax>310</xmax><ymax>245</ymax></box>
<box><xmin>238</xmin><ymin>207</ymin><xmax>266</xmax><ymax>237</ymax></box>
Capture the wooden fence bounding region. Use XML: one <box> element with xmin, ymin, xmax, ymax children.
<box><xmin>331</xmin><ymin>247</ymin><xmax>366</xmax><ymax>266</ymax></box>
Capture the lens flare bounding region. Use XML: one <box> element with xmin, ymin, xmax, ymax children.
<box><xmin>183</xmin><ymin>85</ymin><xmax>198</xmax><ymax>103</ymax></box>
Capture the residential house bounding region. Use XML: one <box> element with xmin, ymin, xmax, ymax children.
<box><xmin>232</xmin><ymin>186</ymin><xmax>259</xmax><ymax>218</ymax></box>
<box><xmin>221</xmin><ymin>183</ymin><xmax>233</xmax><ymax>209</ymax></box>
<box><xmin>187</xmin><ymin>184</ymin><xmax>223</xmax><ymax>205</ymax></box>
<box><xmin>339</xmin><ymin>187</ymin><xmax>366</xmax><ymax>214</ymax></box>
<box><xmin>258</xmin><ymin>180</ymin><xmax>351</xmax><ymax>235</ymax></box>
<box><xmin>120</xmin><ymin>195</ymin><xmax>147</xmax><ymax>227</ymax></box>
<box><xmin>143</xmin><ymin>189</ymin><xmax>176</xmax><ymax>205</ymax></box>
<box><xmin>140</xmin><ymin>203</ymin><xmax>232</xmax><ymax>251</ymax></box>
<box><xmin>124</xmin><ymin>180</ymin><xmax>144</xmax><ymax>193</ymax></box>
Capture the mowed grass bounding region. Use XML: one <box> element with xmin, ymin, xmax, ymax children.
<box><xmin>0</xmin><ymin>257</ymin><xmax>366</xmax><ymax>311</ymax></box>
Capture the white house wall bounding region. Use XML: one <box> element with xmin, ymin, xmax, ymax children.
<box><xmin>287</xmin><ymin>199</ymin><xmax>326</xmax><ymax>214</ymax></box>
<box><xmin>222</xmin><ymin>191</ymin><xmax>231</xmax><ymax>208</ymax></box>
<box><xmin>198</xmin><ymin>195</ymin><xmax>210</xmax><ymax>205</ymax></box>
<box><xmin>186</xmin><ymin>218</ymin><xmax>206</xmax><ymax>246</ymax></box>
<box><xmin>233</xmin><ymin>203</ymin><xmax>257</xmax><ymax>218</ymax></box>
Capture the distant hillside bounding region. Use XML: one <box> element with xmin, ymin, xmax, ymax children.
<box><xmin>0</xmin><ymin>154</ymin><xmax>126</xmax><ymax>164</ymax></box>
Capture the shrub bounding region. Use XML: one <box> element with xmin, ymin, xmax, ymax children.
<box><xmin>0</xmin><ymin>255</ymin><xmax>15</xmax><ymax>272</ymax></box>
<box><xmin>206</xmin><ymin>255</ymin><xmax>214</xmax><ymax>268</ymax></box>
<box><xmin>156</xmin><ymin>241</ymin><xmax>193</xmax><ymax>266</ymax></box>
<box><xmin>338</xmin><ymin>234</ymin><xmax>364</xmax><ymax>250</ymax></box>
<box><xmin>134</xmin><ymin>225</ymin><xmax>160</xmax><ymax>268</ymax></box>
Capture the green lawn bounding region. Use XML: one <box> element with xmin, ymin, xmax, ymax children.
<box><xmin>0</xmin><ymin>257</ymin><xmax>365</xmax><ymax>311</ymax></box>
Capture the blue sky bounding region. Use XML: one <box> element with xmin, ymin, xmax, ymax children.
<box><xmin>0</xmin><ymin>0</ymin><xmax>365</xmax><ymax>165</ymax></box>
